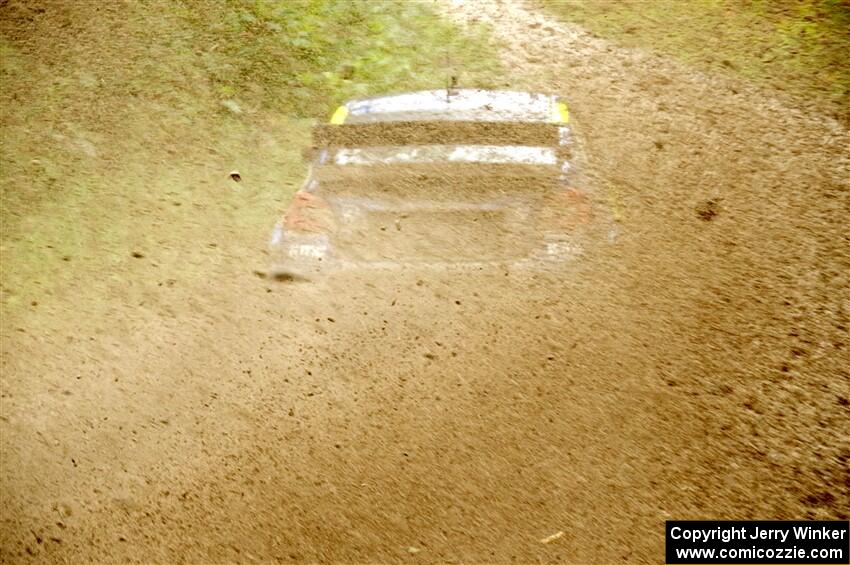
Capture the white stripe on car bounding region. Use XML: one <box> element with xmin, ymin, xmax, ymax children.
<box><xmin>334</xmin><ymin>145</ymin><xmax>558</xmax><ymax>166</ymax></box>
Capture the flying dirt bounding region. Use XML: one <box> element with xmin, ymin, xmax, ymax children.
<box><xmin>1</xmin><ymin>0</ymin><xmax>848</xmax><ymax>563</ymax></box>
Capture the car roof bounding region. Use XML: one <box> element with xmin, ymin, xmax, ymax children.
<box><xmin>337</xmin><ymin>89</ymin><xmax>564</xmax><ymax>124</ymax></box>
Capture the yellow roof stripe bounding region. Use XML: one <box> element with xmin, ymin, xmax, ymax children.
<box><xmin>555</xmin><ymin>101</ymin><xmax>569</xmax><ymax>124</ymax></box>
<box><xmin>330</xmin><ymin>105</ymin><xmax>349</xmax><ymax>125</ymax></box>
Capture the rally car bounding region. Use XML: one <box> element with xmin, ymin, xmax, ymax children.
<box><xmin>268</xmin><ymin>89</ymin><xmax>593</xmax><ymax>277</ymax></box>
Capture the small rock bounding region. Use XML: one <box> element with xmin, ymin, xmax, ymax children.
<box><xmin>695</xmin><ymin>199</ymin><xmax>721</xmax><ymax>221</ymax></box>
<box><xmin>540</xmin><ymin>531</ymin><xmax>564</xmax><ymax>544</ymax></box>
<box><xmin>221</xmin><ymin>100</ymin><xmax>242</xmax><ymax>114</ymax></box>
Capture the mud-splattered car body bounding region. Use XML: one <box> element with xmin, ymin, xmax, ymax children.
<box><xmin>269</xmin><ymin>89</ymin><xmax>591</xmax><ymax>277</ymax></box>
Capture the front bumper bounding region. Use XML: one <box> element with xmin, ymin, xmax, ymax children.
<box><xmin>269</xmin><ymin>222</ymin><xmax>334</xmax><ymax>277</ymax></box>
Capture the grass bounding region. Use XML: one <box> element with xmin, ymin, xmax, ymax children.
<box><xmin>0</xmin><ymin>0</ymin><xmax>501</xmax><ymax>321</ymax></box>
<box><xmin>538</xmin><ymin>0</ymin><xmax>850</xmax><ymax>120</ymax></box>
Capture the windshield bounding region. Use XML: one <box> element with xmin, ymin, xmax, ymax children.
<box><xmin>313</xmin><ymin>121</ymin><xmax>563</xmax><ymax>148</ymax></box>
<box><xmin>309</xmin><ymin>121</ymin><xmax>565</xmax><ymax>199</ymax></box>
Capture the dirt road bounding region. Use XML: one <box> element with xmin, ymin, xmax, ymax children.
<box><xmin>1</xmin><ymin>0</ymin><xmax>848</xmax><ymax>563</ymax></box>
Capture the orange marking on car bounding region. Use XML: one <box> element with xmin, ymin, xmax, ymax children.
<box><xmin>283</xmin><ymin>192</ymin><xmax>332</xmax><ymax>233</ymax></box>
<box><xmin>558</xmin><ymin>188</ymin><xmax>593</xmax><ymax>230</ymax></box>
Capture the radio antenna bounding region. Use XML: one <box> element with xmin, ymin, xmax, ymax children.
<box><xmin>445</xmin><ymin>49</ymin><xmax>457</xmax><ymax>102</ymax></box>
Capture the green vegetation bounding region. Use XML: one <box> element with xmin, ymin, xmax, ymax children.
<box><xmin>182</xmin><ymin>0</ymin><xmax>500</xmax><ymax>116</ymax></box>
<box><xmin>539</xmin><ymin>0</ymin><xmax>849</xmax><ymax>119</ymax></box>
<box><xmin>0</xmin><ymin>0</ymin><xmax>501</xmax><ymax>318</ymax></box>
